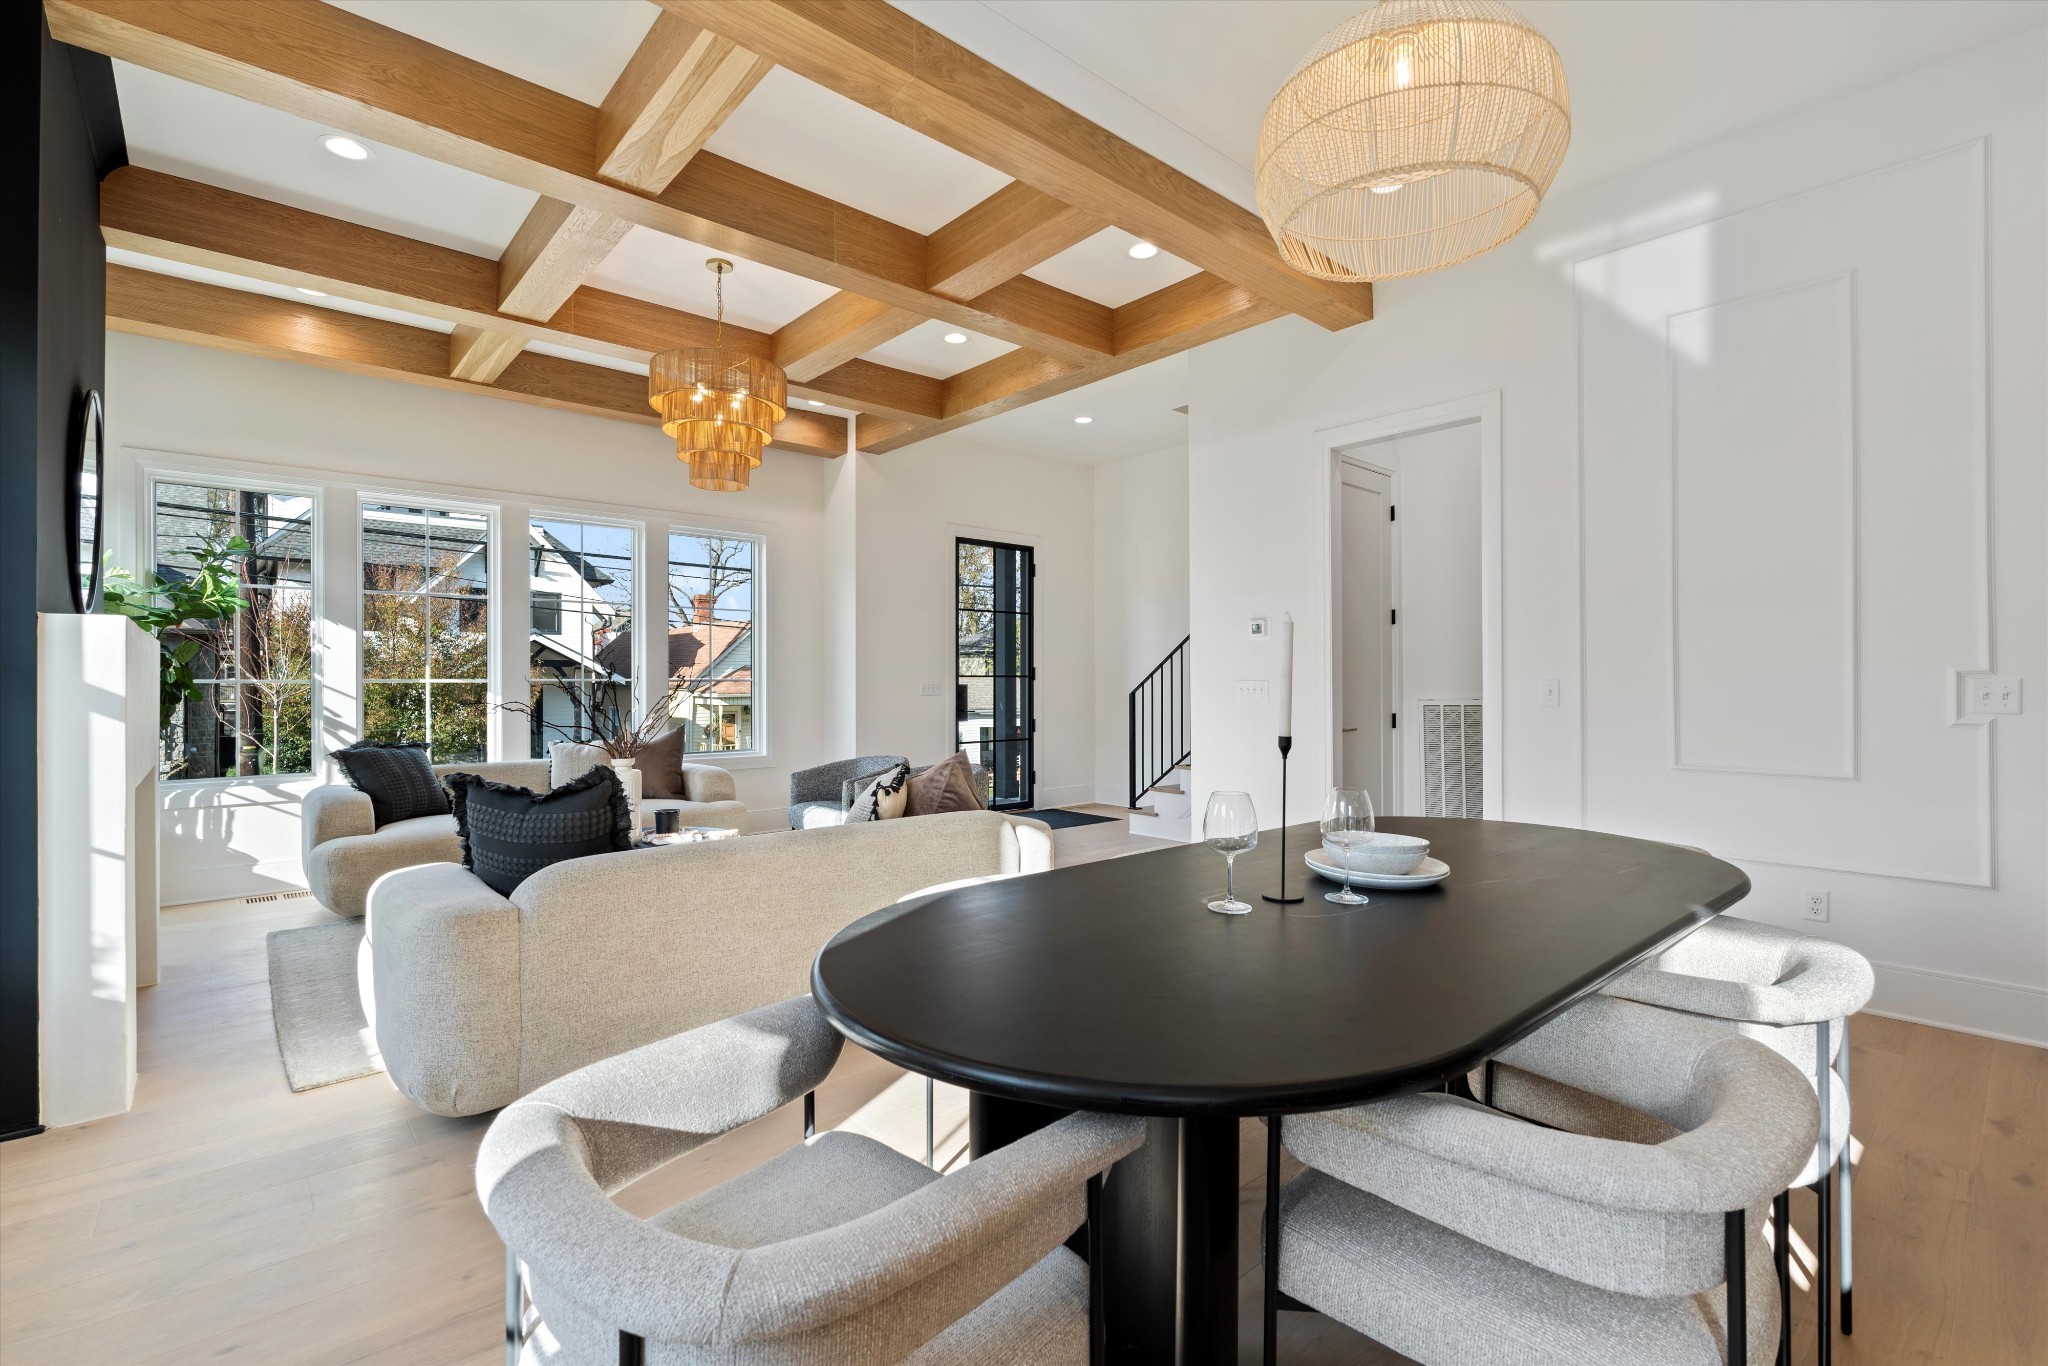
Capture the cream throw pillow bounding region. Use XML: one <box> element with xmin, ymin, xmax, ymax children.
<box><xmin>849</xmin><ymin>761</ymin><xmax>912</xmax><ymax>821</ymax></box>
<box><xmin>550</xmin><ymin>741</ymin><xmax>608</xmax><ymax>789</ymax></box>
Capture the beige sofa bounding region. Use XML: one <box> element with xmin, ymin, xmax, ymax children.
<box><xmin>362</xmin><ymin>809</ymin><xmax>1054</xmax><ymax>1117</ymax></box>
<box><xmin>302</xmin><ymin>755</ymin><xmax>747</xmax><ymax>918</ymax></box>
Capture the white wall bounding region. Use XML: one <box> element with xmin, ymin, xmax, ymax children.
<box><xmin>1092</xmin><ymin>444</ymin><xmax>1191</xmax><ymax>804</ymax></box>
<box><xmin>1187</xmin><ymin>32</ymin><xmax>2047</xmax><ymax>1044</ymax></box>
<box><xmin>846</xmin><ymin>436</ymin><xmax>1100</xmax><ymax>809</ymax></box>
<box><xmin>1348</xmin><ymin>424</ymin><xmax>1483</xmax><ymax>814</ymax></box>
<box><xmin>108</xmin><ymin>334</ymin><xmax>837</xmax><ymax>900</ymax></box>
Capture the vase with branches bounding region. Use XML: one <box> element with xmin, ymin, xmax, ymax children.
<box><xmin>499</xmin><ymin>662</ymin><xmax>688</xmax><ymax>761</ymax></box>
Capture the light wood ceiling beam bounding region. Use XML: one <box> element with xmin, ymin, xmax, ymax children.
<box><xmin>106</xmin><ymin>263</ymin><xmax>847</xmax><ymax>457</ymax></box>
<box><xmin>48</xmin><ymin>0</ymin><xmax>1117</xmax><ymax>363</ymax></box>
<box><xmin>774</xmin><ymin>181</ymin><xmax>1105</xmax><ymax>380</ymax></box>
<box><xmin>656</xmin><ymin>0</ymin><xmax>1373</xmax><ymax>333</ymax></box>
<box><xmin>101</xmin><ymin>167</ymin><xmax>945</xmax><ymax>424</ymax></box>
<box><xmin>859</xmin><ymin>273</ymin><xmax>1280</xmax><ymax>453</ymax></box>
<box><xmin>463</xmin><ymin>13</ymin><xmax>772</xmax><ymax>384</ymax></box>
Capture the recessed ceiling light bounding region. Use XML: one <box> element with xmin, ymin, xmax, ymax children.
<box><xmin>942</xmin><ymin>331</ymin><xmax>968</xmax><ymax>344</ymax></box>
<box><xmin>807</xmin><ymin>399</ymin><xmax>826</xmax><ymax>407</ymax></box>
<box><xmin>1074</xmin><ymin>416</ymin><xmax>1093</xmax><ymax>424</ymax></box>
<box><xmin>297</xmin><ymin>287</ymin><xmax>328</xmax><ymax>297</ymax></box>
<box><xmin>1128</xmin><ymin>241</ymin><xmax>1160</xmax><ymax>260</ymax></box>
<box><xmin>1369</xmin><ymin>181</ymin><xmax>1403</xmax><ymax>195</ymax></box>
<box><xmin>319</xmin><ymin>134</ymin><xmax>371</xmax><ymax>161</ymax></box>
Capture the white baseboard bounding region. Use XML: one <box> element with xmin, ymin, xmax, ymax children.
<box><xmin>1866</xmin><ymin>960</ymin><xmax>2048</xmax><ymax>1048</ymax></box>
<box><xmin>163</xmin><ymin>857</ymin><xmax>307</xmax><ymax>907</ymax></box>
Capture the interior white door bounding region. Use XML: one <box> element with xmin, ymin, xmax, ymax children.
<box><xmin>1338</xmin><ymin>462</ymin><xmax>1394</xmax><ymax>811</ymax></box>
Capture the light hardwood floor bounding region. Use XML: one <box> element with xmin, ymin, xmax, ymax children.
<box><xmin>1</xmin><ymin>805</ymin><xmax>2040</xmax><ymax>1364</ymax></box>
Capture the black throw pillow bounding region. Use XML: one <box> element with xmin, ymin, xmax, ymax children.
<box><xmin>334</xmin><ymin>741</ymin><xmax>450</xmax><ymax>828</ymax></box>
<box><xmin>444</xmin><ymin>765</ymin><xmax>633</xmax><ymax>895</ymax></box>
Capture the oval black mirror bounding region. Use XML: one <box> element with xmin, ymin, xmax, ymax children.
<box><xmin>70</xmin><ymin>388</ymin><xmax>104</xmax><ymax>613</ymax></box>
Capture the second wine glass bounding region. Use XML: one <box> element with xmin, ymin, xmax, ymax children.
<box><xmin>1202</xmin><ymin>790</ymin><xmax>1258</xmax><ymax>915</ymax></box>
<box><xmin>1320</xmin><ymin>787</ymin><xmax>1375</xmax><ymax>905</ymax></box>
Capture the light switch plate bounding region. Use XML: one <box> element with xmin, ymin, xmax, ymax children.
<box><xmin>1237</xmin><ymin>679</ymin><xmax>1270</xmax><ymax>704</ymax></box>
<box><xmin>919</xmin><ymin>682</ymin><xmax>942</xmax><ymax>698</ymax></box>
<box><xmin>1954</xmin><ymin>669</ymin><xmax>2023</xmax><ymax>724</ymax></box>
<box><xmin>1539</xmin><ymin>679</ymin><xmax>1561</xmax><ymax>707</ymax></box>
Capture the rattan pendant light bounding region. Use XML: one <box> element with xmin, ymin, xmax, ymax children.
<box><xmin>1256</xmin><ymin>0</ymin><xmax>1570</xmax><ymax>282</ymax></box>
<box><xmin>648</xmin><ymin>258</ymin><xmax>786</xmax><ymax>492</ymax></box>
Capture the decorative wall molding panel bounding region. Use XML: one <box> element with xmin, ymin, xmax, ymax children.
<box><xmin>1579</xmin><ymin>142</ymin><xmax>1990</xmax><ymax>886</ymax></box>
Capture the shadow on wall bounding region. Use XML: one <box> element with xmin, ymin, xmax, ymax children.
<box><xmin>159</xmin><ymin>782</ymin><xmax>308</xmax><ymax>904</ymax></box>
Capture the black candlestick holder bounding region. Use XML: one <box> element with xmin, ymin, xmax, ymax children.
<box><xmin>1262</xmin><ymin>734</ymin><xmax>1303</xmax><ymax>904</ymax></box>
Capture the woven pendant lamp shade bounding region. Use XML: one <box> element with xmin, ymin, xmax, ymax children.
<box><xmin>1256</xmin><ymin>0</ymin><xmax>1569</xmax><ymax>282</ymax></box>
<box><xmin>647</xmin><ymin>261</ymin><xmax>786</xmax><ymax>492</ymax></box>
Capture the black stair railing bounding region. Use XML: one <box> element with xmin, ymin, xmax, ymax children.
<box><xmin>1128</xmin><ymin>636</ymin><xmax>1191</xmax><ymax>810</ymax></box>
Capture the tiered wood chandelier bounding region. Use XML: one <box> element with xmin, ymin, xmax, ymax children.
<box><xmin>648</xmin><ymin>258</ymin><xmax>786</xmax><ymax>492</ymax></box>
<box><xmin>1256</xmin><ymin>0</ymin><xmax>1570</xmax><ymax>283</ymax></box>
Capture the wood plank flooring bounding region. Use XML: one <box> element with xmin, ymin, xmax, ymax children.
<box><xmin>1</xmin><ymin>805</ymin><xmax>2040</xmax><ymax>1364</ymax></box>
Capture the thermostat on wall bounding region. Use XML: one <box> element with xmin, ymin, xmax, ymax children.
<box><xmin>1249</xmin><ymin>617</ymin><xmax>1269</xmax><ymax>638</ymax></box>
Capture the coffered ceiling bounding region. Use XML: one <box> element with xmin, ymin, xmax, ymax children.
<box><xmin>66</xmin><ymin>0</ymin><xmax>2048</xmax><ymax>470</ymax></box>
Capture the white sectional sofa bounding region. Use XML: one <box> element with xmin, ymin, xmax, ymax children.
<box><xmin>361</xmin><ymin>809</ymin><xmax>1054</xmax><ymax>1116</ymax></box>
<box><xmin>301</xmin><ymin>755</ymin><xmax>746</xmax><ymax>918</ymax></box>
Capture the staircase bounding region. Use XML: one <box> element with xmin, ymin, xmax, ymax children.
<box><xmin>1127</xmin><ymin>636</ymin><xmax>1191</xmax><ymax>842</ymax></box>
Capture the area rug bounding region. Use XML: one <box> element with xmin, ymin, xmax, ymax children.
<box><xmin>266</xmin><ymin>919</ymin><xmax>384</xmax><ymax>1092</ymax></box>
<box><xmin>1019</xmin><ymin>809</ymin><xmax>1118</xmax><ymax>830</ymax></box>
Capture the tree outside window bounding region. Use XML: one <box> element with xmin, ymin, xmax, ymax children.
<box><xmin>360</xmin><ymin>503</ymin><xmax>490</xmax><ymax>761</ymax></box>
<box><xmin>527</xmin><ymin>519</ymin><xmax>636</xmax><ymax>758</ymax></box>
<box><xmin>665</xmin><ymin>531</ymin><xmax>758</xmax><ymax>753</ymax></box>
<box><xmin>151</xmin><ymin>482</ymin><xmax>314</xmax><ymax>780</ymax></box>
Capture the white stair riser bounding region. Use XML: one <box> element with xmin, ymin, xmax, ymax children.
<box><xmin>1143</xmin><ymin>787</ymin><xmax>1192</xmax><ymax>820</ymax></box>
<box><xmin>1127</xmin><ymin>810</ymin><xmax>1192</xmax><ymax>843</ymax></box>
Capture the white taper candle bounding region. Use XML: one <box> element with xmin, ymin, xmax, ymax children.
<box><xmin>1276</xmin><ymin>611</ymin><xmax>1294</xmax><ymax>738</ymax></box>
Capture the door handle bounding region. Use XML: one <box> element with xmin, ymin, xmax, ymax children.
<box><xmin>1342</xmin><ymin>727</ymin><xmax>1359</xmax><ymax>733</ymax></box>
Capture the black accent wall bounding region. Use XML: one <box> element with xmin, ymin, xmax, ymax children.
<box><xmin>0</xmin><ymin>15</ymin><xmax>125</xmax><ymax>1139</ymax></box>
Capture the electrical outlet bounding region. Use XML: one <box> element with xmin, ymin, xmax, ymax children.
<box><xmin>1539</xmin><ymin>679</ymin><xmax>1561</xmax><ymax>707</ymax></box>
<box><xmin>1804</xmin><ymin>890</ymin><xmax>1830</xmax><ymax>923</ymax></box>
<box><xmin>919</xmin><ymin>681</ymin><xmax>942</xmax><ymax>698</ymax></box>
<box><xmin>1236</xmin><ymin>679</ymin><xmax>1270</xmax><ymax>704</ymax></box>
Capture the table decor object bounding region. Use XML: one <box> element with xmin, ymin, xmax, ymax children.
<box><xmin>1305</xmin><ymin>847</ymin><xmax>1452</xmax><ymax>889</ymax></box>
<box><xmin>1203</xmin><ymin>790</ymin><xmax>1259</xmax><ymax>914</ymax></box>
<box><xmin>1263</xmin><ymin>612</ymin><xmax>1304</xmax><ymax>904</ymax></box>
<box><xmin>1320</xmin><ymin>830</ymin><xmax>1428</xmax><ymax>875</ymax></box>
<box><xmin>1319</xmin><ymin>786</ymin><xmax>1376</xmax><ymax>904</ymax></box>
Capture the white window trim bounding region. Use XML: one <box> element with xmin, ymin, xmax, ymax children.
<box><xmin>524</xmin><ymin>509</ymin><xmax>646</xmax><ymax>762</ymax></box>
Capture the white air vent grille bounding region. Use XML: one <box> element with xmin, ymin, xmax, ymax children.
<box><xmin>1420</xmin><ymin>699</ymin><xmax>1483</xmax><ymax>818</ymax></box>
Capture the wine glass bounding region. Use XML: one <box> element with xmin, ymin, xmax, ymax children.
<box><xmin>1202</xmin><ymin>791</ymin><xmax>1258</xmax><ymax>915</ymax></box>
<box><xmin>1320</xmin><ymin>787</ymin><xmax>1376</xmax><ymax>905</ymax></box>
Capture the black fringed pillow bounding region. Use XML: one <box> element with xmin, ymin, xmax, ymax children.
<box><xmin>444</xmin><ymin>765</ymin><xmax>634</xmax><ymax>895</ymax></box>
<box><xmin>334</xmin><ymin>741</ymin><xmax>450</xmax><ymax>827</ymax></box>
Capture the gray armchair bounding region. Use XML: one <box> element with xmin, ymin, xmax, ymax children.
<box><xmin>477</xmin><ymin>995</ymin><xmax>1144</xmax><ymax>1364</ymax></box>
<box><xmin>786</xmin><ymin>755</ymin><xmax>905</xmax><ymax>829</ymax></box>
<box><xmin>1269</xmin><ymin>996</ymin><xmax>1818</xmax><ymax>1366</ymax></box>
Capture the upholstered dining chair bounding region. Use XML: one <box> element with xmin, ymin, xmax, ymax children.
<box><xmin>1598</xmin><ymin>916</ymin><xmax>1874</xmax><ymax>1365</ymax></box>
<box><xmin>476</xmin><ymin>994</ymin><xmax>1143</xmax><ymax>1365</ymax></box>
<box><xmin>1263</xmin><ymin>995</ymin><xmax>1818</xmax><ymax>1366</ymax></box>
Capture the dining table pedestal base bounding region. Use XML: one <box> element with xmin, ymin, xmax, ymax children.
<box><xmin>970</xmin><ymin>1094</ymin><xmax>1240</xmax><ymax>1364</ymax></box>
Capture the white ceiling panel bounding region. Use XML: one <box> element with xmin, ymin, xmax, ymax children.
<box><xmin>584</xmin><ymin>226</ymin><xmax>837</xmax><ymax>332</ymax></box>
<box><xmin>940</xmin><ymin>354</ymin><xmax>1191</xmax><ymax>465</ymax></box>
<box><xmin>1026</xmin><ymin>227</ymin><xmax>1201</xmax><ymax>308</ymax></box>
<box><xmin>905</xmin><ymin>0</ymin><xmax>2048</xmax><ymax>207</ymax></box>
<box><xmin>863</xmin><ymin>320</ymin><xmax>1016</xmax><ymax>379</ymax></box>
<box><xmin>325</xmin><ymin>0</ymin><xmax>657</xmax><ymax>105</ymax></box>
<box><xmin>525</xmin><ymin>340</ymin><xmax>648</xmax><ymax>374</ymax></box>
<box><xmin>107</xmin><ymin>247</ymin><xmax>457</xmax><ymax>334</ymax></box>
<box><xmin>113</xmin><ymin>62</ymin><xmax>539</xmax><ymax>258</ymax></box>
<box><xmin>704</xmin><ymin>68</ymin><xmax>1012</xmax><ymax>234</ymax></box>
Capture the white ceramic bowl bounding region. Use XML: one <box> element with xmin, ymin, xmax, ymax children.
<box><xmin>1320</xmin><ymin>832</ymin><xmax>1430</xmax><ymax>875</ymax></box>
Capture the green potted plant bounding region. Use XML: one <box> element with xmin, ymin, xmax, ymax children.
<box><xmin>102</xmin><ymin>534</ymin><xmax>251</xmax><ymax>768</ymax></box>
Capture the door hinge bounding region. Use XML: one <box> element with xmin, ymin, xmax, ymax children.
<box><xmin>1389</xmin><ymin>505</ymin><xmax>1396</xmax><ymax>521</ymax></box>
<box><xmin>1390</xmin><ymin>608</ymin><xmax>1397</xmax><ymax>626</ymax></box>
<box><xmin>1390</xmin><ymin>712</ymin><xmax>1398</xmax><ymax>729</ymax></box>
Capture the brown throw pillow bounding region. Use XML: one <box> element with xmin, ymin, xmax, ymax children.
<box><xmin>905</xmin><ymin>751</ymin><xmax>985</xmax><ymax>817</ymax></box>
<box><xmin>636</xmin><ymin>726</ymin><xmax>688</xmax><ymax>798</ymax></box>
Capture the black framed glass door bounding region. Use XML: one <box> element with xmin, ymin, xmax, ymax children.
<box><xmin>956</xmin><ymin>538</ymin><xmax>1034</xmax><ymax>809</ymax></box>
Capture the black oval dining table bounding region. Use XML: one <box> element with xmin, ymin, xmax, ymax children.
<box><xmin>811</xmin><ymin>816</ymin><xmax>1750</xmax><ymax>1364</ymax></box>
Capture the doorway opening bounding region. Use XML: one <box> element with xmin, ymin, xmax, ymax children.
<box><xmin>955</xmin><ymin>537</ymin><xmax>1034</xmax><ymax>810</ymax></box>
<box><xmin>1335</xmin><ymin>418</ymin><xmax>1485</xmax><ymax>818</ymax></box>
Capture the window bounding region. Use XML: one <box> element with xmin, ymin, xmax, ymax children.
<box><xmin>360</xmin><ymin>502</ymin><xmax>491</xmax><ymax>762</ymax></box>
<box><xmin>151</xmin><ymin>481</ymin><xmax>315</xmax><ymax>780</ymax></box>
<box><xmin>956</xmin><ymin>538</ymin><xmax>1033</xmax><ymax>808</ymax></box>
<box><xmin>664</xmin><ymin>529</ymin><xmax>760</xmax><ymax>754</ymax></box>
<box><xmin>527</xmin><ymin>518</ymin><xmax>636</xmax><ymax>758</ymax></box>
